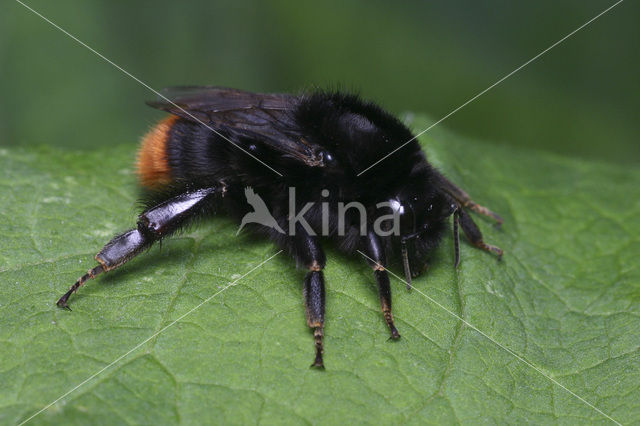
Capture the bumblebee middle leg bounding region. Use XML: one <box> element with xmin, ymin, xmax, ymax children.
<box><xmin>57</xmin><ymin>187</ymin><xmax>222</xmax><ymax>309</ymax></box>
<box><xmin>288</xmin><ymin>226</ymin><xmax>327</xmax><ymax>368</ymax></box>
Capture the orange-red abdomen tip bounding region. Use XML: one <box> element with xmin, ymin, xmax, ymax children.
<box><xmin>137</xmin><ymin>115</ymin><xmax>177</xmax><ymax>188</ymax></box>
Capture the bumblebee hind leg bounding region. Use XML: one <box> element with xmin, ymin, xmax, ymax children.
<box><xmin>57</xmin><ymin>187</ymin><xmax>222</xmax><ymax>309</ymax></box>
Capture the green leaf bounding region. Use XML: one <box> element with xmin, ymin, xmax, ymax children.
<box><xmin>1</xmin><ymin>117</ymin><xmax>639</xmax><ymax>425</ymax></box>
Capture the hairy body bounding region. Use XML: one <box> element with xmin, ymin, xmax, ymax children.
<box><xmin>58</xmin><ymin>87</ymin><xmax>503</xmax><ymax>368</ymax></box>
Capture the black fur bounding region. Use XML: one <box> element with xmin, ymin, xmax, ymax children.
<box><xmin>148</xmin><ymin>90</ymin><xmax>449</xmax><ymax>273</ymax></box>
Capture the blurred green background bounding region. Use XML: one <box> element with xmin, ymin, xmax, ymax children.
<box><xmin>1</xmin><ymin>0</ymin><xmax>638</xmax><ymax>164</ymax></box>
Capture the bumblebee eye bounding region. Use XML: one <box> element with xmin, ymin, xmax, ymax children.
<box><xmin>323</xmin><ymin>151</ymin><xmax>334</xmax><ymax>163</ymax></box>
<box><xmin>389</xmin><ymin>198</ymin><xmax>405</xmax><ymax>214</ymax></box>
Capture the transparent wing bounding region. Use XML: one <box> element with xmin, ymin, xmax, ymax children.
<box><xmin>147</xmin><ymin>86</ymin><xmax>328</xmax><ymax>167</ymax></box>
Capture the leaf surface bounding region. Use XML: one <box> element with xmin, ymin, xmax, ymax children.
<box><xmin>1</xmin><ymin>118</ymin><xmax>639</xmax><ymax>425</ymax></box>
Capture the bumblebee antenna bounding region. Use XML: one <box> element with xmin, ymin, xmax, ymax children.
<box><xmin>401</xmin><ymin>238</ymin><xmax>412</xmax><ymax>290</ymax></box>
<box><xmin>453</xmin><ymin>208</ymin><xmax>461</xmax><ymax>268</ymax></box>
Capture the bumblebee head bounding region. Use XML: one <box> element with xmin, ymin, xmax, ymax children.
<box><xmin>392</xmin><ymin>181</ymin><xmax>453</xmax><ymax>286</ymax></box>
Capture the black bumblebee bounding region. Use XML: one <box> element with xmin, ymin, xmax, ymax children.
<box><xmin>57</xmin><ymin>87</ymin><xmax>503</xmax><ymax>368</ymax></box>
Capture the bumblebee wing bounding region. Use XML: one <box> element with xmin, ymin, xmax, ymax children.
<box><xmin>147</xmin><ymin>86</ymin><xmax>292</xmax><ymax>115</ymax></box>
<box><xmin>147</xmin><ymin>86</ymin><xmax>328</xmax><ymax>167</ymax></box>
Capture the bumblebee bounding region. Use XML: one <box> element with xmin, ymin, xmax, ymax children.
<box><xmin>57</xmin><ymin>87</ymin><xmax>502</xmax><ymax>368</ymax></box>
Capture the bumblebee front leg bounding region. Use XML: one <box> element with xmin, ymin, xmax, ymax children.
<box><xmin>434</xmin><ymin>169</ymin><xmax>503</xmax><ymax>224</ymax></box>
<box><xmin>290</xmin><ymin>227</ymin><xmax>327</xmax><ymax>368</ymax></box>
<box><xmin>435</xmin><ymin>169</ymin><xmax>504</xmax><ymax>264</ymax></box>
<box><xmin>456</xmin><ymin>206</ymin><xmax>503</xmax><ymax>259</ymax></box>
<box><xmin>57</xmin><ymin>187</ymin><xmax>221</xmax><ymax>309</ymax></box>
<box><xmin>362</xmin><ymin>231</ymin><xmax>400</xmax><ymax>339</ymax></box>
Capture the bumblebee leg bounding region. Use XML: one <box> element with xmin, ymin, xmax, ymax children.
<box><xmin>57</xmin><ymin>187</ymin><xmax>222</xmax><ymax>309</ymax></box>
<box><xmin>362</xmin><ymin>231</ymin><xmax>400</xmax><ymax>339</ymax></box>
<box><xmin>305</xmin><ymin>269</ymin><xmax>326</xmax><ymax>369</ymax></box>
<box><xmin>290</xmin><ymin>226</ymin><xmax>327</xmax><ymax>368</ymax></box>
<box><xmin>434</xmin><ymin>169</ymin><xmax>503</xmax><ymax>224</ymax></box>
<box><xmin>458</xmin><ymin>207</ymin><xmax>503</xmax><ymax>258</ymax></box>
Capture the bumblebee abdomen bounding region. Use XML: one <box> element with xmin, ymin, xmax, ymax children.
<box><xmin>136</xmin><ymin>115</ymin><xmax>178</xmax><ymax>188</ymax></box>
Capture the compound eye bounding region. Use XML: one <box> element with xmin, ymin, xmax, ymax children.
<box><xmin>389</xmin><ymin>198</ymin><xmax>405</xmax><ymax>215</ymax></box>
<box><xmin>322</xmin><ymin>150</ymin><xmax>336</xmax><ymax>166</ymax></box>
